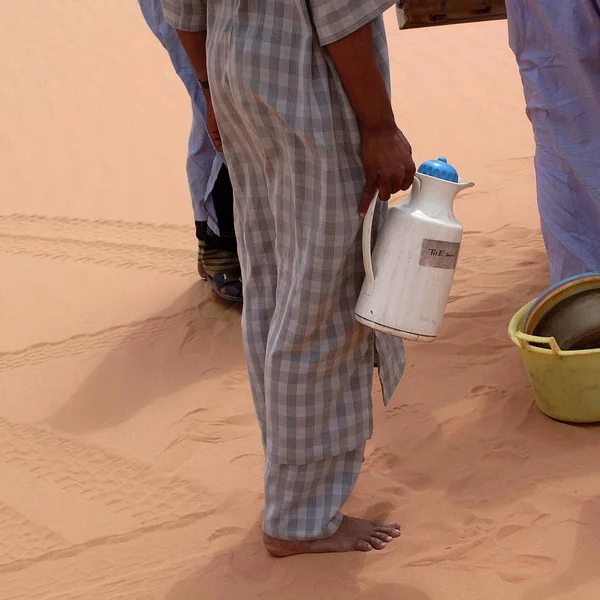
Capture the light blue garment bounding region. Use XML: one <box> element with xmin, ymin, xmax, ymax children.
<box><xmin>507</xmin><ymin>0</ymin><xmax>600</xmax><ymax>283</ymax></box>
<box><xmin>139</xmin><ymin>0</ymin><xmax>224</xmax><ymax>232</ymax></box>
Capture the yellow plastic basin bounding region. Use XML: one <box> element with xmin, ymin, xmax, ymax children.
<box><xmin>509</xmin><ymin>301</ymin><xmax>600</xmax><ymax>423</ymax></box>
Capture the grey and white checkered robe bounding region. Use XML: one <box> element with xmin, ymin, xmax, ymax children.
<box><xmin>163</xmin><ymin>0</ymin><xmax>405</xmax><ymax>540</ymax></box>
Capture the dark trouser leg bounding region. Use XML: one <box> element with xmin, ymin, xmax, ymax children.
<box><xmin>212</xmin><ymin>165</ymin><xmax>236</xmax><ymax>251</ymax></box>
<box><xmin>195</xmin><ymin>165</ymin><xmax>237</xmax><ymax>252</ymax></box>
<box><xmin>196</xmin><ymin>165</ymin><xmax>243</xmax><ymax>302</ymax></box>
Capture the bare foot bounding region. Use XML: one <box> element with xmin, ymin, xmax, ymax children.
<box><xmin>263</xmin><ymin>515</ymin><xmax>402</xmax><ymax>558</ymax></box>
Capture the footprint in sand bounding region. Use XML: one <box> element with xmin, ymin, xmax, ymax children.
<box><xmin>494</xmin><ymin>524</ymin><xmax>527</xmax><ymax>541</ymax></box>
<box><xmin>498</xmin><ymin>554</ymin><xmax>558</xmax><ymax>583</ymax></box>
<box><xmin>387</xmin><ymin>403</ymin><xmax>411</xmax><ymax>416</ymax></box>
<box><xmin>447</xmin><ymin>439</ymin><xmax>533</xmax><ymax>503</ymax></box>
<box><xmin>364</xmin><ymin>500</ymin><xmax>399</xmax><ymax>522</ymax></box>
<box><xmin>404</xmin><ymin>472</ymin><xmax>434</xmax><ymax>492</ymax></box>
<box><xmin>470</xmin><ymin>384</ymin><xmax>509</xmax><ymax>398</ymax></box>
<box><xmin>160</xmin><ymin>414</ymin><xmax>257</xmax><ymax>466</ymax></box>
<box><xmin>222</xmin><ymin>367</ymin><xmax>250</xmax><ymax>391</ymax></box>
<box><xmin>208</xmin><ymin>526</ymin><xmax>245</xmax><ymax>542</ymax></box>
<box><xmin>484</xmin><ymin>438</ymin><xmax>531</xmax><ymax>461</ymax></box>
<box><xmin>171</xmin><ymin>412</ymin><xmax>256</xmax><ymax>442</ymax></box>
<box><xmin>367</xmin><ymin>446</ymin><xmax>403</xmax><ymax>473</ymax></box>
<box><xmin>459</xmin><ymin>514</ymin><xmax>495</xmax><ymax>541</ymax></box>
<box><xmin>471</xmin><ymin>384</ymin><xmax>495</xmax><ymax>396</ymax></box>
<box><xmin>493</xmin><ymin>512</ymin><xmax>550</xmax><ymax>542</ymax></box>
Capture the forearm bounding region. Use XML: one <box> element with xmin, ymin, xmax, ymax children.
<box><xmin>176</xmin><ymin>30</ymin><xmax>209</xmax><ymax>83</ymax></box>
<box><xmin>176</xmin><ymin>29</ymin><xmax>223</xmax><ymax>151</ymax></box>
<box><xmin>325</xmin><ymin>23</ymin><xmax>395</xmax><ymax>132</ymax></box>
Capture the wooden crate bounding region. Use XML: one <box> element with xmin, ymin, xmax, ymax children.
<box><xmin>397</xmin><ymin>0</ymin><xmax>507</xmax><ymax>29</ymax></box>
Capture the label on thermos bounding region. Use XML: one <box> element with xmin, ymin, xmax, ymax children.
<box><xmin>419</xmin><ymin>239</ymin><xmax>460</xmax><ymax>270</ymax></box>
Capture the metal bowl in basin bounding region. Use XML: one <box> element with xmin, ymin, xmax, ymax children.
<box><xmin>524</xmin><ymin>273</ymin><xmax>600</xmax><ymax>351</ymax></box>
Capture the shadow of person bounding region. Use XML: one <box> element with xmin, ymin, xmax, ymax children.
<box><xmin>165</xmin><ymin>521</ymin><xmax>432</xmax><ymax>600</ymax></box>
<box><xmin>44</xmin><ymin>282</ymin><xmax>244</xmax><ymax>433</ymax></box>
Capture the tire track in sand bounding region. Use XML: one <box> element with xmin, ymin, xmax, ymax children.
<box><xmin>0</xmin><ymin>502</ymin><xmax>70</xmax><ymax>567</ymax></box>
<box><xmin>0</xmin><ymin>232</ymin><xmax>196</xmax><ymax>277</ymax></box>
<box><xmin>0</xmin><ymin>417</ymin><xmax>209</xmax><ymax>530</ymax></box>
<box><xmin>0</xmin><ymin>533</ymin><xmax>201</xmax><ymax>600</ymax></box>
<box><xmin>0</xmin><ymin>214</ymin><xmax>192</xmax><ymax>248</ymax></box>
<box><xmin>0</xmin><ymin>306</ymin><xmax>198</xmax><ymax>373</ymax></box>
<box><xmin>0</xmin><ymin>416</ymin><xmax>214</xmax><ymax>579</ymax></box>
<box><xmin>0</xmin><ymin>213</ymin><xmax>197</xmax><ymax>276</ymax></box>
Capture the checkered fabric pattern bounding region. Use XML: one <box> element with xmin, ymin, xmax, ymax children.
<box><xmin>163</xmin><ymin>0</ymin><xmax>405</xmax><ymax>539</ymax></box>
<box><xmin>264</xmin><ymin>442</ymin><xmax>366</xmax><ymax>540</ymax></box>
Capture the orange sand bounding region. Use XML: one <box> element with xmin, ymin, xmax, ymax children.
<box><xmin>1</xmin><ymin>3</ymin><xmax>596</xmax><ymax>599</ymax></box>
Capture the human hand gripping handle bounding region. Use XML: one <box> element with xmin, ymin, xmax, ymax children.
<box><xmin>325</xmin><ymin>22</ymin><xmax>415</xmax><ymax>217</ymax></box>
<box><xmin>359</xmin><ymin>124</ymin><xmax>414</xmax><ymax>217</ymax></box>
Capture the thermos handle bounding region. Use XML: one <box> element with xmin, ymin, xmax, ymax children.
<box><xmin>362</xmin><ymin>177</ymin><xmax>421</xmax><ymax>296</ymax></box>
<box><xmin>362</xmin><ymin>193</ymin><xmax>378</xmax><ymax>296</ymax></box>
<box><xmin>407</xmin><ymin>173</ymin><xmax>422</xmax><ymax>204</ymax></box>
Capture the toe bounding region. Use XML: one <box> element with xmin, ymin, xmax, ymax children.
<box><xmin>373</xmin><ymin>531</ymin><xmax>393</xmax><ymax>543</ymax></box>
<box><xmin>368</xmin><ymin>537</ymin><xmax>387</xmax><ymax>550</ymax></box>
<box><xmin>356</xmin><ymin>540</ymin><xmax>373</xmax><ymax>552</ymax></box>
<box><xmin>375</xmin><ymin>524</ymin><xmax>402</xmax><ymax>538</ymax></box>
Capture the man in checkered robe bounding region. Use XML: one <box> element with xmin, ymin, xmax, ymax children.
<box><xmin>162</xmin><ymin>0</ymin><xmax>415</xmax><ymax>556</ymax></box>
